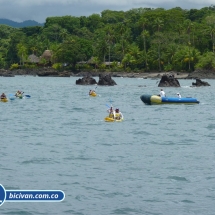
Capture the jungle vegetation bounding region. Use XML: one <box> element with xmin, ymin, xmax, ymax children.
<box><xmin>1</xmin><ymin>6</ymin><xmax>215</xmax><ymax>73</ymax></box>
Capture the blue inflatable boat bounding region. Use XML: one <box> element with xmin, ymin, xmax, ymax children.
<box><xmin>140</xmin><ymin>94</ymin><xmax>200</xmax><ymax>105</ymax></box>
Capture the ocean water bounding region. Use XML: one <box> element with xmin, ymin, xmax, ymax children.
<box><xmin>0</xmin><ymin>76</ymin><xmax>215</xmax><ymax>215</ymax></box>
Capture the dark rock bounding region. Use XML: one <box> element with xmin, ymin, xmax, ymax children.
<box><xmin>76</xmin><ymin>75</ymin><xmax>97</xmax><ymax>85</ymax></box>
<box><xmin>58</xmin><ymin>71</ymin><xmax>70</xmax><ymax>77</ymax></box>
<box><xmin>11</xmin><ymin>69</ymin><xmax>36</xmax><ymax>76</ymax></box>
<box><xmin>37</xmin><ymin>71</ymin><xmax>58</xmax><ymax>76</ymax></box>
<box><xmin>97</xmin><ymin>74</ymin><xmax>117</xmax><ymax>86</ymax></box>
<box><xmin>2</xmin><ymin>74</ymin><xmax>14</xmax><ymax>77</ymax></box>
<box><xmin>192</xmin><ymin>79</ymin><xmax>210</xmax><ymax>87</ymax></box>
<box><xmin>0</xmin><ymin>69</ymin><xmax>15</xmax><ymax>77</ymax></box>
<box><xmin>158</xmin><ymin>74</ymin><xmax>180</xmax><ymax>87</ymax></box>
<box><xmin>36</xmin><ymin>69</ymin><xmax>70</xmax><ymax>77</ymax></box>
<box><xmin>186</xmin><ymin>69</ymin><xmax>215</xmax><ymax>79</ymax></box>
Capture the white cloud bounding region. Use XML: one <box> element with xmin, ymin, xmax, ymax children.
<box><xmin>0</xmin><ymin>0</ymin><xmax>214</xmax><ymax>23</ymax></box>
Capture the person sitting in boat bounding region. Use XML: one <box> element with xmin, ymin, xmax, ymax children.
<box><xmin>177</xmin><ymin>93</ymin><xmax>181</xmax><ymax>98</ymax></box>
<box><xmin>1</xmin><ymin>93</ymin><xmax>7</xmax><ymax>99</ymax></box>
<box><xmin>107</xmin><ymin>106</ymin><xmax>115</xmax><ymax>119</ymax></box>
<box><xmin>115</xmin><ymin>108</ymin><xmax>123</xmax><ymax>120</ymax></box>
<box><xmin>89</xmin><ymin>89</ymin><xmax>95</xmax><ymax>95</ymax></box>
<box><xmin>15</xmin><ymin>90</ymin><xmax>23</xmax><ymax>97</ymax></box>
<box><xmin>159</xmin><ymin>89</ymin><xmax>166</xmax><ymax>97</ymax></box>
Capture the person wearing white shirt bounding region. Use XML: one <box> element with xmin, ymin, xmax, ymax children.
<box><xmin>177</xmin><ymin>93</ymin><xmax>181</xmax><ymax>98</ymax></box>
<box><xmin>159</xmin><ymin>89</ymin><xmax>166</xmax><ymax>97</ymax></box>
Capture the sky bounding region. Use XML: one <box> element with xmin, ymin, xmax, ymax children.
<box><xmin>0</xmin><ymin>0</ymin><xmax>214</xmax><ymax>23</ymax></box>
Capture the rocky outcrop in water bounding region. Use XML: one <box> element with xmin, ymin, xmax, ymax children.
<box><xmin>192</xmin><ymin>79</ymin><xmax>210</xmax><ymax>87</ymax></box>
<box><xmin>158</xmin><ymin>74</ymin><xmax>180</xmax><ymax>87</ymax></box>
<box><xmin>76</xmin><ymin>75</ymin><xmax>97</xmax><ymax>85</ymax></box>
<box><xmin>97</xmin><ymin>74</ymin><xmax>117</xmax><ymax>86</ymax></box>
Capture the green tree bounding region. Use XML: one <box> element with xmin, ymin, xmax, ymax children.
<box><xmin>17</xmin><ymin>43</ymin><xmax>28</xmax><ymax>66</ymax></box>
<box><xmin>6</xmin><ymin>30</ymin><xmax>27</xmax><ymax>66</ymax></box>
<box><xmin>141</xmin><ymin>30</ymin><xmax>150</xmax><ymax>70</ymax></box>
<box><xmin>42</xmin><ymin>24</ymin><xmax>63</xmax><ymax>42</ymax></box>
<box><xmin>105</xmin><ymin>25</ymin><xmax>115</xmax><ymax>68</ymax></box>
<box><xmin>122</xmin><ymin>53</ymin><xmax>135</xmax><ymax>69</ymax></box>
<box><xmin>195</xmin><ymin>51</ymin><xmax>215</xmax><ymax>69</ymax></box>
<box><xmin>204</xmin><ymin>15</ymin><xmax>215</xmax><ymax>52</ymax></box>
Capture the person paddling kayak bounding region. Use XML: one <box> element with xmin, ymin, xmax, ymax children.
<box><xmin>89</xmin><ymin>89</ymin><xmax>95</xmax><ymax>95</ymax></box>
<box><xmin>15</xmin><ymin>90</ymin><xmax>23</xmax><ymax>97</ymax></box>
<box><xmin>0</xmin><ymin>93</ymin><xmax>7</xmax><ymax>99</ymax></box>
<box><xmin>115</xmin><ymin>108</ymin><xmax>123</xmax><ymax>120</ymax></box>
<box><xmin>107</xmin><ymin>106</ymin><xmax>115</xmax><ymax>119</ymax></box>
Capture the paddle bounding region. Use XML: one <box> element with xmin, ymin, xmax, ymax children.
<box><xmin>24</xmin><ymin>95</ymin><xmax>31</xmax><ymax>98</ymax></box>
<box><xmin>106</xmin><ymin>104</ymin><xmax>110</xmax><ymax>108</ymax></box>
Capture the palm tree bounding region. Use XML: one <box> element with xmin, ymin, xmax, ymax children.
<box><xmin>122</xmin><ymin>53</ymin><xmax>135</xmax><ymax>69</ymax></box>
<box><xmin>60</xmin><ymin>29</ymin><xmax>69</xmax><ymax>42</ymax></box>
<box><xmin>95</xmin><ymin>38</ymin><xmax>108</xmax><ymax>63</ymax></box>
<box><xmin>153</xmin><ymin>18</ymin><xmax>164</xmax><ymax>33</ymax></box>
<box><xmin>164</xmin><ymin>43</ymin><xmax>178</xmax><ymax>68</ymax></box>
<box><xmin>152</xmin><ymin>32</ymin><xmax>165</xmax><ymax>72</ymax></box>
<box><xmin>153</xmin><ymin>18</ymin><xmax>164</xmax><ymax>71</ymax></box>
<box><xmin>50</xmin><ymin>43</ymin><xmax>60</xmax><ymax>63</ymax></box>
<box><xmin>183</xmin><ymin>19</ymin><xmax>194</xmax><ymax>71</ymax></box>
<box><xmin>30</xmin><ymin>47</ymin><xmax>37</xmax><ymax>55</ymax></box>
<box><xmin>204</xmin><ymin>15</ymin><xmax>215</xmax><ymax>52</ymax></box>
<box><xmin>17</xmin><ymin>43</ymin><xmax>27</xmax><ymax>66</ymax></box>
<box><xmin>128</xmin><ymin>44</ymin><xmax>141</xmax><ymax>68</ymax></box>
<box><xmin>138</xmin><ymin>17</ymin><xmax>148</xmax><ymax>31</ymax></box>
<box><xmin>105</xmin><ymin>25</ymin><xmax>115</xmax><ymax>69</ymax></box>
<box><xmin>92</xmin><ymin>57</ymin><xmax>100</xmax><ymax>71</ymax></box>
<box><xmin>116</xmin><ymin>22</ymin><xmax>127</xmax><ymax>60</ymax></box>
<box><xmin>141</xmin><ymin>30</ymin><xmax>149</xmax><ymax>70</ymax></box>
<box><xmin>207</xmin><ymin>26</ymin><xmax>215</xmax><ymax>52</ymax></box>
<box><xmin>184</xmin><ymin>19</ymin><xmax>194</xmax><ymax>43</ymax></box>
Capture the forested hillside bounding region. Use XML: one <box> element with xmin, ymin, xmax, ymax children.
<box><xmin>1</xmin><ymin>6</ymin><xmax>215</xmax><ymax>72</ymax></box>
<box><xmin>0</xmin><ymin>19</ymin><xmax>43</xmax><ymax>28</ymax></box>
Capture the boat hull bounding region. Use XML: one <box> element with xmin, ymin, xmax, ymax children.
<box><xmin>140</xmin><ymin>94</ymin><xmax>200</xmax><ymax>105</ymax></box>
<box><xmin>1</xmin><ymin>98</ymin><xmax>8</xmax><ymax>102</ymax></box>
<box><xmin>90</xmin><ymin>92</ymin><xmax>97</xmax><ymax>97</ymax></box>
<box><xmin>104</xmin><ymin>116</ymin><xmax>123</xmax><ymax>122</ymax></box>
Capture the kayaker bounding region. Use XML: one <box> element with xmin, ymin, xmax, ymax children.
<box><xmin>89</xmin><ymin>90</ymin><xmax>95</xmax><ymax>95</ymax></box>
<box><xmin>159</xmin><ymin>89</ymin><xmax>166</xmax><ymax>97</ymax></box>
<box><xmin>115</xmin><ymin>108</ymin><xmax>123</xmax><ymax>120</ymax></box>
<box><xmin>0</xmin><ymin>93</ymin><xmax>7</xmax><ymax>99</ymax></box>
<box><xmin>107</xmin><ymin>106</ymin><xmax>115</xmax><ymax>119</ymax></box>
<box><xmin>15</xmin><ymin>90</ymin><xmax>23</xmax><ymax>97</ymax></box>
<box><xmin>177</xmin><ymin>93</ymin><xmax>181</xmax><ymax>98</ymax></box>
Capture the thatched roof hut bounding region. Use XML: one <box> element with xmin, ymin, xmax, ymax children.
<box><xmin>28</xmin><ymin>54</ymin><xmax>40</xmax><ymax>63</ymax></box>
<box><xmin>41</xmin><ymin>50</ymin><xmax>52</xmax><ymax>61</ymax></box>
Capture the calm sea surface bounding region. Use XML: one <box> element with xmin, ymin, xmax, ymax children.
<box><xmin>0</xmin><ymin>76</ymin><xmax>215</xmax><ymax>215</ymax></box>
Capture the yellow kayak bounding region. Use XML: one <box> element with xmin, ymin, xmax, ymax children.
<box><xmin>1</xmin><ymin>98</ymin><xmax>8</xmax><ymax>102</ymax></box>
<box><xmin>104</xmin><ymin>117</ymin><xmax>123</xmax><ymax>122</ymax></box>
<box><xmin>89</xmin><ymin>92</ymin><xmax>97</xmax><ymax>97</ymax></box>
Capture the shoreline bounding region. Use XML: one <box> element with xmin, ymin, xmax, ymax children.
<box><xmin>1</xmin><ymin>68</ymin><xmax>215</xmax><ymax>79</ymax></box>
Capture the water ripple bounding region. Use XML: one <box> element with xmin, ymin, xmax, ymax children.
<box><xmin>1</xmin><ymin>77</ymin><xmax>215</xmax><ymax>215</ymax></box>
